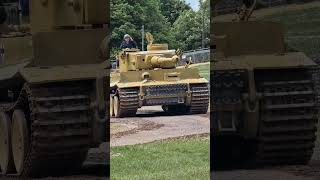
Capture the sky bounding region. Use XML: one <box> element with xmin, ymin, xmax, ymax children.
<box><xmin>186</xmin><ymin>0</ymin><xmax>199</xmax><ymax>11</ymax></box>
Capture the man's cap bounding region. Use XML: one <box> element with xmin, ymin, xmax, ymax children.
<box><xmin>124</xmin><ymin>34</ymin><xmax>131</xmax><ymax>39</ymax></box>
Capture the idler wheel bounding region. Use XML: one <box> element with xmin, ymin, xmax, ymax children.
<box><xmin>113</xmin><ymin>96</ymin><xmax>120</xmax><ymax>118</ymax></box>
<box><xmin>110</xmin><ymin>95</ymin><xmax>114</xmax><ymax>117</ymax></box>
<box><xmin>0</xmin><ymin>112</ymin><xmax>14</xmax><ymax>174</ymax></box>
<box><xmin>11</xmin><ymin>110</ymin><xmax>29</xmax><ymax>175</ymax></box>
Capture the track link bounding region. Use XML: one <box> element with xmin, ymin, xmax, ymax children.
<box><xmin>189</xmin><ymin>84</ymin><xmax>210</xmax><ymax>114</ymax></box>
<box><xmin>117</xmin><ymin>88</ymin><xmax>139</xmax><ymax>117</ymax></box>
<box><xmin>1</xmin><ymin>82</ymin><xmax>93</xmax><ymax>177</ymax></box>
<box><xmin>255</xmin><ymin>79</ymin><xmax>318</xmax><ymax>165</ymax></box>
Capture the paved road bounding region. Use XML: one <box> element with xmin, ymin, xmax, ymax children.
<box><xmin>213</xmin><ymin>143</ymin><xmax>320</xmax><ymax>180</ymax></box>
<box><xmin>111</xmin><ymin>106</ymin><xmax>210</xmax><ymax>147</ymax></box>
<box><xmin>213</xmin><ymin>169</ymin><xmax>318</xmax><ymax>180</ymax></box>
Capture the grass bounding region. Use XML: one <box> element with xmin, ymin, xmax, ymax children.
<box><xmin>192</xmin><ymin>63</ymin><xmax>210</xmax><ymax>81</ymax></box>
<box><xmin>260</xmin><ymin>7</ymin><xmax>320</xmax><ymax>57</ymax></box>
<box><xmin>111</xmin><ymin>136</ymin><xmax>210</xmax><ymax>180</ymax></box>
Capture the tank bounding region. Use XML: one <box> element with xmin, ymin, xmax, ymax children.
<box><xmin>0</xmin><ymin>0</ymin><xmax>109</xmax><ymax>177</ymax></box>
<box><xmin>110</xmin><ymin>33</ymin><xmax>209</xmax><ymax>118</ymax></box>
<box><xmin>211</xmin><ymin>0</ymin><xmax>319</xmax><ymax>167</ymax></box>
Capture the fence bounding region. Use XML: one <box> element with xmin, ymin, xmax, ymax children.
<box><xmin>2</xmin><ymin>3</ymin><xmax>20</xmax><ymax>25</ymax></box>
<box><xmin>180</xmin><ymin>48</ymin><xmax>210</xmax><ymax>65</ymax></box>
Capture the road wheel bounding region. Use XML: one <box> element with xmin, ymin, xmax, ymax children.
<box><xmin>0</xmin><ymin>112</ymin><xmax>14</xmax><ymax>174</ymax></box>
<box><xmin>113</xmin><ymin>96</ymin><xmax>120</xmax><ymax>118</ymax></box>
<box><xmin>110</xmin><ymin>95</ymin><xmax>114</xmax><ymax>117</ymax></box>
<box><xmin>11</xmin><ymin>109</ymin><xmax>29</xmax><ymax>175</ymax></box>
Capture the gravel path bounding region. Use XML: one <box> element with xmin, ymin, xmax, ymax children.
<box><xmin>213</xmin><ymin>169</ymin><xmax>319</xmax><ymax>180</ymax></box>
<box><xmin>111</xmin><ymin>106</ymin><xmax>210</xmax><ymax>147</ymax></box>
<box><xmin>213</xmin><ymin>160</ymin><xmax>320</xmax><ymax>180</ymax></box>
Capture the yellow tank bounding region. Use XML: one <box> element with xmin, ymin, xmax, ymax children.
<box><xmin>211</xmin><ymin>0</ymin><xmax>319</xmax><ymax>168</ymax></box>
<box><xmin>110</xmin><ymin>33</ymin><xmax>209</xmax><ymax>117</ymax></box>
<box><xmin>0</xmin><ymin>0</ymin><xmax>109</xmax><ymax>177</ymax></box>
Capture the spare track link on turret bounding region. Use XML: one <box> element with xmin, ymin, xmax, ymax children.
<box><xmin>0</xmin><ymin>82</ymin><xmax>92</xmax><ymax>177</ymax></box>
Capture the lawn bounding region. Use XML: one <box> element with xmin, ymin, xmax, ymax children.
<box><xmin>192</xmin><ymin>62</ymin><xmax>210</xmax><ymax>81</ymax></box>
<box><xmin>260</xmin><ymin>7</ymin><xmax>320</xmax><ymax>57</ymax></box>
<box><xmin>111</xmin><ymin>136</ymin><xmax>210</xmax><ymax>180</ymax></box>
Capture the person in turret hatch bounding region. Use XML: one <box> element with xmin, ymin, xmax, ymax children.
<box><xmin>120</xmin><ymin>34</ymin><xmax>138</xmax><ymax>49</ymax></box>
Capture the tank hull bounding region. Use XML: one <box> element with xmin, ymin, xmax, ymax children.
<box><xmin>110</xmin><ymin>68</ymin><xmax>209</xmax><ymax>117</ymax></box>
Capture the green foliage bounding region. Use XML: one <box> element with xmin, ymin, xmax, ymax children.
<box><xmin>169</xmin><ymin>0</ymin><xmax>210</xmax><ymax>50</ymax></box>
<box><xmin>159</xmin><ymin>0</ymin><xmax>191</xmax><ymax>24</ymax></box>
<box><xmin>111</xmin><ymin>0</ymin><xmax>210</xmax><ymax>59</ymax></box>
<box><xmin>111</xmin><ymin>0</ymin><xmax>169</xmax><ymax>58</ymax></box>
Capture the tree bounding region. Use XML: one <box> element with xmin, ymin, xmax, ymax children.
<box><xmin>111</xmin><ymin>0</ymin><xmax>170</xmax><ymax>58</ymax></box>
<box><xmin>170</xmin><ymin>10</ymin><xmax>202</xmax><ymax>50</ymax></box>
<box><xmin>169</xmin><ymin>0</ymin><xmax>210</xmax><ymax>51</ymax></box>
<box><xmin>159</xmin><ymin>0</ymin><xmax>191</xmax><ymax>24</ymax></box>
<box><xmin>110</xmin><ymin>0</ymin><xmax>210</xmax><ymax>56</ymax></box>
<box><xmin>199</xmin><ymin>0</ymin><xmax>210</xmax><ymax>48</ymax></box>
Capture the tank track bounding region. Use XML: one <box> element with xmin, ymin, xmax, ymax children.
<box><xmin>211</xmin><ymin>69</ymin><xmax>319</xmax><ymax>167</ymax></box>
<box><xmin>117</xmin><ymin>88</ymin><xmax>139</xmax><ymax>117</ymax></box>
<box><xmin>189</xmin><ymin>84</ymin><xmax>210</xmax><ymax>114</ymax></box>
<box><xmin>255</xmin><ymin>77</ymin><xmax>319</xmax><ymax>165</ymax></box>
<box><xmin>1</xmin><ymin>82</ymin><xmax>92</xmax><ymax>177</ymax></box>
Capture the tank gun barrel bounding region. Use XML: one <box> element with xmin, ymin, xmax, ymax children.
<box><xmin>149</xmin><ymin>55</ymin><xmax>180</xmax><ymax>69</ymax></box>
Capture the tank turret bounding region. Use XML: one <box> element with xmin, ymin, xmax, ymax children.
<box><xmin>118</xmin><ymin>33</ymin><xmax>182</xmax><ymax>72</ymax></box>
